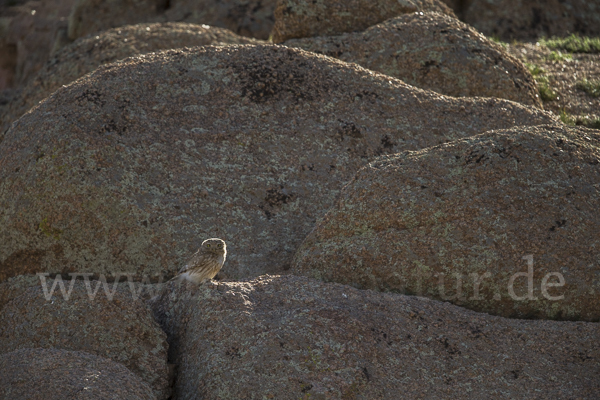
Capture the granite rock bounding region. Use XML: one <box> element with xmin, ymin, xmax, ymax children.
<box><xmin>0</xmin><ymin>348</ymin><xmax>157</xmax><ymax>400</ymax></box>
<box><xmin>285</xmin><ymin>12</ymin><xmax>541</xmax><ymax>108</ymax></box>
<box><xmin>0</xmin><ymin>280</ymin><xmax>170</xmax><ymax>399</ymax></box>
<box><xmin>292</xmin><ymin>124</ymin><xmax>600</xmax><ymax>321</ymax></box>
<box><xmin>271</xmin><ymin>0</ymin><xmax>455</xmax><ymax>42</ymax></box>
<box><xmin>0</xmin><ymin>273</ymin><xmax>39</xmax><ymax>313</ymax></box>
<box><xmin>0</xmin><ymin>45</ymin><xmax>557</xmax><ymax>282</ymax></box>
<box><xmin>68</xmin><ymin>0</ymin><xmax>277</xmax><ymax>40</ymax></box>
<box><xmin>0</xmin><ymin>22</ymin><xmax>262</xmax><ymax>137</ymax></box>
<box><xmin>151</xmin><ymin>274</ymin><xmax>600</xmax><ymax>399</ymax></box>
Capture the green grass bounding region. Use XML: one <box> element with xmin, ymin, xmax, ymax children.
<box><xmin>577</xmin><ymin>117</ymin><xmax>600</xmax><ymax>130</ymax></box>
<box><xmin>560</xmin><ymin>109</ymin><xmax>576</xmax><ymax>125</ymax></box>
<box><xmin>525</xmin><ymin>62</ymin><xmax>545</xmax><ymax>76</ymax></box>
<box><xmin>526</xmin><ymin>64</ymin><xmax>557</xmax><ymax>101</ymax></box>
<box><xmin>546</xmin><ymin>50</ymin><xmax>572</xmax><ymax>62</ymax></box>
<box><xmin>541</xmin><ymin>34</ymin><xmax>600</xmax><ymax>53</ymax></box>
<box><xmin>489</xmin><ymin>35</ymin><xmax>508</xmax><ymax>48</ymax></box>
<box><xmin>538</xmin><ymin>82</ymin><xmax>558</xmax><ymax>101</ymax></box>
<box><xmin>575</xmin><ymin>78</ymin><xmax>600</xmax><ymax>97</ymax></box>
<box><xmin>560</xmin><ymin>110</ymin><xmax>600</xmax><ymax>129</ymax></box>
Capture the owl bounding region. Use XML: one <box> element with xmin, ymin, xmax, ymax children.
<box><xmin>172</xmin><ymin>238</ymin><xmax>227</xmax><ymax>284</ymax></box>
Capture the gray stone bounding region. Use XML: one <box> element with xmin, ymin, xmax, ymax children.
<box><xmin>271</xmin><ymin>0</ymin><xmax>455</xmax><ymax>42</ymax></box>
<box><xmin>0</xmin><ymin>22</ymin><xmax>262</xmax><ymax>138</ymax></box>
<box><xmin>0</xmin><ymin>273</ymin><xmax>38</xmax><ymax>312</ymax></box>
<box><xmin>68</xmin><ymin>0</ymin><xmax>277</xmax><ymax>40</ymax></box>
<box><xmin>0</xmin><ymin>348</ymin><xmax>157</xmax><ymax>400</ymax></box>
<box><xmin>150</xmin><ymin>274</ymin><xmax>600</xmax><ymax>399</ymax></box>
<box><xmin>0</xmin><ymin>45</ymin><xmax>557</xmax><ymax>283</ymax></box>
<box><xmin>292</xmin><ymin>124</ymin><xmax>600</xmax><ymax>321</ymax></box>
<box><xmin>0</xmin><ymin>280</ymin><xmax>170</xmax><ymax>399</ymax></box>
<box><xmin>285</xmin><ymin>12</ymin><xmax>541</xmax><ymax>108</ymax></box>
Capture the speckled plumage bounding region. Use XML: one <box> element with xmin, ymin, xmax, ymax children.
<box><xmin>172</xmin><ymin>238</ymin><xmax>227</xmax><ymax>284</ymax></box>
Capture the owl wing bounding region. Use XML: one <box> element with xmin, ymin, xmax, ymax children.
<box><xmin>177</xmin><ymin>263</ymin><xmax>190</xmax><ymax>274</ymax></box>
<box><xmin>180</xmin><ymin>248</ymin><xmax>207</xmax><ymax>272</ymax></box>
<box><xmin>175</xmin><ymin>248</ymin><xmax>201</xmax><ymax>275</ymax></box>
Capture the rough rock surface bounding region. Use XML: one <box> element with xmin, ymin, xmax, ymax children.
<box><xmin>151</xmin><ymin>274</ymin><xmax>600</xmax><ymax>399</ymax></box>
<box><xmin>285</xmin><ymin>12</ymin><xmax>541</xmax><ymax>108</ymax></box>
<box><xmin>464</xmin><ymin>0</ymin><xmax>600</xmax><ymax>41</ymax></box>
<box><xmin>0</xmin><ymin>348</ymin><xmax>157</xmax><ymax>400</ymax></box>
<box><xmin>0</xmin><ymin>281</ymin><xmax>170</xmax><ymax>399</ymax></box>
<box><xmin>68</xmin><ymin>0</ymin><xmax>277</xmax><ymax>40</ymax></box>
<box><xmin>0</xmin><ymin>22</ymin><xmax>262</xmax><ymax>136</ymax></box>
<box><xmin>0</xmin><ymin>273</ymin><xmax>38</xmax><ymax>312</ymax></box>
<box><xmin>0</xmin><ymin>45</ymin><xmax>557</xmax><ymax>282</ymax></box>
<box><xmin>293</xmin><ymin>124</ymin><xmax>600</xmax><ymax>321</ymax></box>
<box><xmin>271</xmin><ymin>0</ymin><xmax>455</xmax><ymax>42</ymax></box>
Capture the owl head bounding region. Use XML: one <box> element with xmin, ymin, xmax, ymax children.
<box><xmin>202</xmin><ymin>238</ymin><xmax>227</xmax><ymax>255</ymax></box>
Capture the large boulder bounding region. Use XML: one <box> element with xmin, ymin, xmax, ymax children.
<box><xmin>0</xmin><ymin>22</ymin><xmax>262</xmax><ymax>137</ymax></box>
<box><xmin>271</xmin><ymin>0</ymin><xmax>455</xmax><ymax>42</ymax></box>
<box><xmin>292</xmin><ymin>124</ymin><xmax>600</xmax><ymax>321</ymax></box>
<box><xmin>285</xmin><ymin>12</ymin><xmax>541</xmax><ymax>108</ymax></box>
<box><xmin>151</xmin><ymin>275</ymin><xmax>600</xmax><ymax>398</ymax></box>
<box><xmin>463</xmin><ymin>0</ymin><xmax>600</xmax><ymax>41</ymax></box>
<box><xmin>0</xmin><ymin>45</ymin><xmax>557</xmax><ymax>282</ymax></box>
<box><xmin>0</xmin><ymin>348</ymin><xmax>157</xmax><ymax>399</ymax></box>
<box><xmin>0</xmin><ymin>281</ymin><xmax>170</xmax><ymax>399</ymax></box>
<box><xmin>68</xmin><ymin>0</ymin><xmax>277</xmax><ymax>40</ymax></box>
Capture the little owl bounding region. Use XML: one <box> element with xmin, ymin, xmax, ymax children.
<box><xmin>172</xmin><ymin>238</ymin><xmax>227</xmax><ymax>284</ymax></box>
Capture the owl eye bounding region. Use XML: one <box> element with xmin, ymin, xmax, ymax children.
<box><xmin>206</xmin><ymin>244</ymin><xmax>211</xmax><ymax>248</ymax></box>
